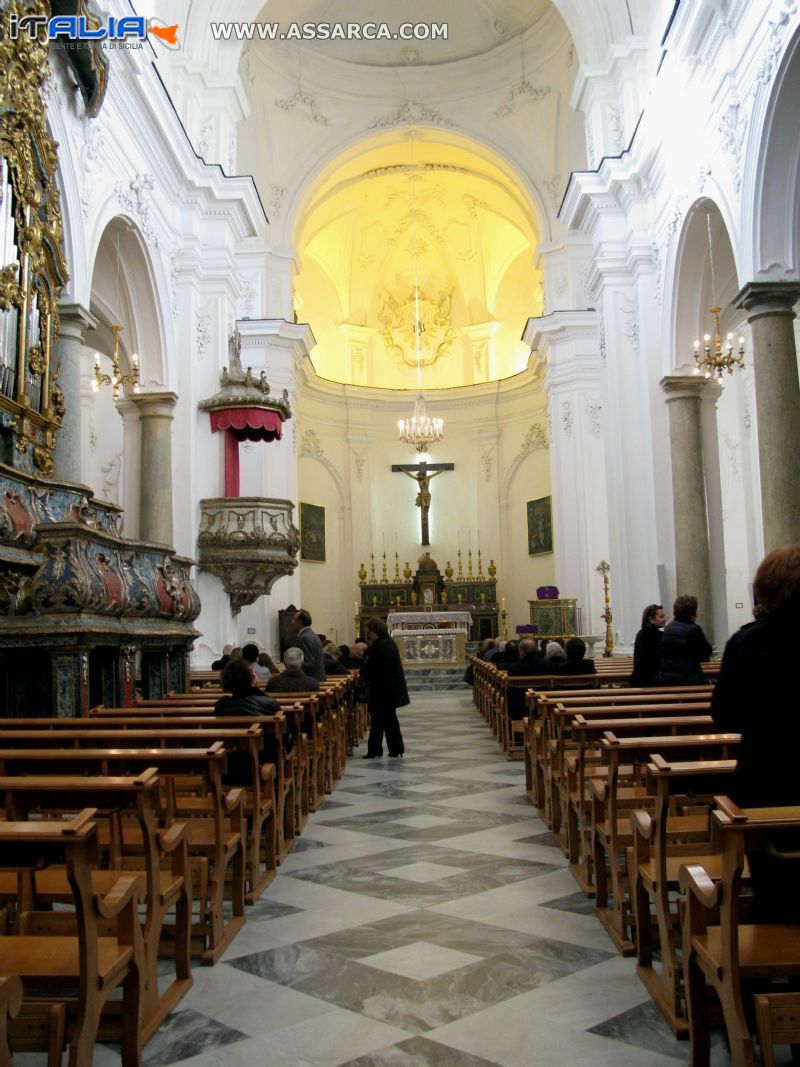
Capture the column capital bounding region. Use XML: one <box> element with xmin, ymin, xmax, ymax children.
<box><xmin>734</xmin><ymin>281</ymin><xmax>800</xmax><ymax>320</ymax></box>
<box><xmin>57</xmin><ymin>302</ymin><xmax>97</xmax><ymax>342</ymax></box>
<box><xmin>129</xmin><ymin>391</ymin><xmax>178</xmax><ymax>419</ymax></box>
<box><xmin>660</xmin><ymin>374</ymin><xmax>721</xmax><ymax>403</ymax></box>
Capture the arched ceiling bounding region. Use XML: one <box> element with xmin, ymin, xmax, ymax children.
<box><xmin>296</xmin><ymin>138</ymin><xmax>540</xmax><ymax>390</ymax></box>
<box><xmin>249</xmin><ymin>0</ymin><xmax>553</xmax><ymax>67</ymax></box>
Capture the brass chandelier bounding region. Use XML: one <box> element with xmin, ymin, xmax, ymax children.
<box><xmin>692</xmin><ymin>214</ymin><xmax>746</xmax><ymax>383</ymax></box>
<box><xmin>397</xmin><ymin>141</ymin><xmax>444</xmax><ymax>453</ymax></box>
<box><xmin>92</xmin><ymin>324</ymin><xmax>139</xmax><ymax>400</ymax></box>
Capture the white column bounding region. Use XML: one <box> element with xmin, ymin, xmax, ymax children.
<box><xmin>53</xmin><ymin>303</ymin><xmax>95</xmax><ymax>483</ymax></box>
<box><xmin>130</xmin><ymin>391</ymin><xmax>178</xmax><ymax>548</ymax></box>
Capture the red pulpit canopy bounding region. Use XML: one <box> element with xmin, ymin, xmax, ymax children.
<box><xmin>209</xmin><ymin>407</ymin><xmax>283</xmax><ymax>442</ymax></box>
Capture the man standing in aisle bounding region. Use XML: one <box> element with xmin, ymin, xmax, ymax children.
<box><xmin>361</xmin><ymin>617</ymin><xmax>408</xmax><ymax>759</ymax></box>
<box><xmin>292</xmin><ymin>609</ymin><xmax>326</xmax><ymax>681</ymax></box>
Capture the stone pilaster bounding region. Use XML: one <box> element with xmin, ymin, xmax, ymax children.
<box><xmin>734</xmin><ymin>282</ymin><xmax>800</xmax><ymax>550</ymax></box>
<box><xmin>660</xmin><ymin>375</ymin><xmax>717</xmax><ymax>639</ymax></box>
<box><xmin>53</xmin><ymin>303</ymin><xmax>96</xmax><ymax>483</ymax></box>
<box><xmin>130</xmin><ymin>391</ymin><xmax>178</xmax><ymax>548</ymax></box>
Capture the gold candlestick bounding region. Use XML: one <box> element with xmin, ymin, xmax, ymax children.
<box><xmin>467</xmin><ymin>549</ymin><xmax>474</xmax><ymax>580</ymax></box>
<box><xmin>394</xmin><ymin>552</ymin><xmax>400</xmax><ymax>581</ymax></box>
<box><xmin>597</xmin><ymin>560</ymin><xmax>614</xmax><ymax>657</ymax></box>
<box><xmin>381</xmin><ymin>552</ymin><xmax>388</xmax><ymax>583</ymax></box>
<box><xmin>500</xmin><ymin>608</ymin><xmax>508</xmax><ymax>639</ymax></box>
<box><xmin>477</xmin><ymin>549</ymin><xmax>484</xmax><ymax>580</ymax></box>
<box><xmin>370</xmin><ymin>552</ymin><xmax>376</xmax><ymax>582</ymax></box>
<box><xmin>457</xmin><ymin>549</ymin><xmax>464</xmax><ymax>580</ymax></box>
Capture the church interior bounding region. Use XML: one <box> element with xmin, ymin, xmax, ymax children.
<box><xmin>0</xmin><ymin>0</ymin><xmax>799</xmax><ymax>1063</ymax></box>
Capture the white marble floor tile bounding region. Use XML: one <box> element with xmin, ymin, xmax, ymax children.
<box><xmin>377</xmin><ymin>859</ymin><xmax>467</xmax><ymax>883</ymax></box>
<box><xmin>359</xmin><ymin>940</ymin><xmax>484</xmax><ymax>980</ymax></box>
<box><xmin>267</xmin><ymin>1008</ymin><xmax>412</xmax><ymax>1066</ymax></box>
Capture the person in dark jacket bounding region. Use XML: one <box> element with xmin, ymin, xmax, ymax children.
<box><xmin>558</xmin><ymin>637</ymin><xmax>596</xmax><ymax>676</ymax></box>
<box><xmin>656</xmin><ymin>595</ymin><xmax>712</xmax><ymax>685</ymax></box>
<box><xmin>292</xmin><ymin>609</ymin><xmax>326</xmax><ymax>681</ymax></box>
<box><xmin>629</xmin><ymin>603</ymin><xmax>665</xmax><ymax>686</ymax></box>
<box><xmin>712</xmin><ymin>545</ymin><xmax>800</xmax><ymax>920</ymax></box>
<box><xmin>322</xmin><ymin>642</ymin><xmax>350</xmax><ymax>676</ymax></box>
<box><xmin>506</xmin><ymin>638</ymin><xmax>550</xmax><ymax>717</ymax></box>
<box><xmin>339</xmin><ymin>642</ymin><xmax>368</xmax><ymax>669</ymax></box>
<box><xmin>494</xmin><ymin>639</ymin><xmax>520</xmax><ymax>667</ymax></box>
<box><xmin>361</xmin><ymin>617</ymin><xmax>408</xmax><ymax>758</ymax></box>
<box><xmin>265</xmin><ymin>648</ymin><xmax>320</xmax><ymax>692</ymax></box>
<box><xmin>214</xmin><ymin>657</ymin><xmax>281</xmax><ymax>717</ymax></box>
<box><xmin>211</xmin><ymin>644</ymin><xmax>233</xmax><ymax>671</ymax></box>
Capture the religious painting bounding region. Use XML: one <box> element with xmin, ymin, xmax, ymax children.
<box><xmin>299</xmin><ymin>502</ymin><xmax>325</xmax><ymax>562</ymax></box>
<box><xmin>527</xmin><ymin>496</ymin><xmax>553</xmax><ymax>556</ymax></box>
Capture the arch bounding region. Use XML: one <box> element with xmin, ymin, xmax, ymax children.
<box><xmin>742</xmin><ymin>21</ymin><xmax>800</xmax><ymax>281</ymax></box>
<box><xmin>666</xmin><ymin>196</ymin><xmax>743</xmax><ymax>378</ymax></box>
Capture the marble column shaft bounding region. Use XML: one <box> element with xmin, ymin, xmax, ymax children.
<box><xmin>661</xmin><ymin>376</ymin><xmax>714</xmax><ymax>640</ymax></box>
<box><xmin>735</xmin><ymin>282</ymin><xmax>800</xmax><ymax>551</ymax></box>
<box><xmin>131</xmin><ymin>391</ymin><xmax>178</xmax><ymax>548</ymax></box>
<box><xmin>53</xmin><ymin>303</ymin><xmax>96</xmax><ymax>483</ymax></box>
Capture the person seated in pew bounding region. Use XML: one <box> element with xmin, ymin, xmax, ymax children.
<box><xmin>339</xmin><ymin>642</ymin><xmax>369</xmax><ymax>669</ymax></box>
<box><xmin>211</xmin><ymin>643</ymin><xmax>233</xmax><ymax>671</ymax></box>
<box><xmin>506</xmin><ymin>638</ymin><xmax>550</xmax><ymax>717</ymax></box>
<box><xmin>265</xmin><ymin>648</ymin><xmax>321</xmax><ymax>692</ymax></box>
<box><xmin>712</xmin><ymin>544</ymin><xmax>800</xmax><ymax>921</ymax></box>
<box><xmin>656</xmin><ymin>594</ymin><xmax>712</xmax><ymax>686</ymax></box>
<box><xmin>215</xmin><ymin>658</ymin><xmax>281</xmax><ymax>716</ymax></box>
<box><xmin>242</xmin><ymin>642</ymin><xmax>272</xmax><ymax>682</ymax></box>
<box><xmin>544</xmin><ymin>641</ymin><xmax>567</xmax><ymax>668</ymax></box>
<box><xmin>494</xmin><ymin>640</ymin><xmax>521</xmax><ymax>667</ymax></box>
<box><xmin>557</xmin><ymin>636</ymin><xmax>596</xmax><ymax>676</ymax></box>
<box><xmin>629</xmin><ymin>603</ymin><xmax>665</xmax><ymax>686</ymax></box>
<box><xmin>479</xmin><ymin>638</ymin><xmax>497</xmax><ymax>660</ymax></box>
<box><xmin>322</xmin><ymin>642</ymin><xmax>350</xmax><ymax>676</ymax></box>
<box><xmin>257</xmin><ymin>651</ymin><xmax>280</xmax><ymax>675</ymax></box>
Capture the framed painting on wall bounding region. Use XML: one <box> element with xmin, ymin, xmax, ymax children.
<box><xmin>300</xmin><ymin>502</ymin><xmax>326</xmax><ymax>562</ymax></box>
<box><xmin>527</xmin><ymin>496</ymin><xmax>553</xmax><ymax>556</ymax></box>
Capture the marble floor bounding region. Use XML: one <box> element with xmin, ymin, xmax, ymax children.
<box><xmin>20</xmin><ymin>692</ymin><xmax>758</xmax><ymax>1065</ymax></box>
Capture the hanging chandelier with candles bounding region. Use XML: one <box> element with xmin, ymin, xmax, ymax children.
<box><xmin>691</xmin><ymin>214</ymin><xmax>746</xmax><ymax>383</ymax></box>
<box><xmin>397</xmin><ymin>141</ymin><xmax>444</xmax><ymax>452</ymax></box>
<box><xmin>93</xmin><ymin>323</ymin><xmax>139</xmax><ymax>400</ymax></box>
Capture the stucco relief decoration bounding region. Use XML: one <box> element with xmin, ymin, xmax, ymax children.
<box><xmin>651</xmin><ymin>243</ymin><xmax>663</xmax><ymax>305</ymax></box>
<box><xmin>624</xmin><ymin>314</ymin><xmax>640</xmax><ymax>357</ymax></box>
<box><xmin>757</xmin><ymin>1</ymin><xmax>797</xmax><ymax>84</ymax></box>
<box><xmin>379</xmin><ymin>288</ymin><xmax>457</xmax><ymax>368</ymax></box>
<box><xmin>196</xmin><ymin>312</ymin><xmax>212</xmax><ymax>361</ymax></box>
<box><xmin>79</xmin><ymin>121</ymin><xmax>103</xmax><ymax>216</ymax></box>
<box><xmin>598</xmin><ymin>317</ymin><xmax>607</xmax><ymax>364</ymax></box>
<box><xmin>196</xmin><ymin>119</ymin><xmax>212</xmax><ymax>159</ymax></box>
<box><xmin>238</xmin><ymin>276</ymin><xmax>255</xmax><ymax>319</ymax></box>
<box><xmin>299</xmin><ymin>428</ymin><xmax>325</xmax><ymax>461</ymax></box>
<box><xmin>115</xmin><ymin>173</ymin><xmax>158</xmax><ymax>247</ymax></box>
<box><xmin>586</xmin><ymin>401</ymin><xmax>603</xmax><ymax>438</ymax></box>
<box><xmin>274</xmin><ymin>89</ymin><xmax>330</xmax><ymax>125</ymax></box>
<box><xmin>543</xmin><ymin>176</ymin><xmax>562</xmax><ymax>210</ymax></box>
<box><xmin>586</xmin><ymin>127</ymin><xmax>596</xmax><ymax>169</ymax></box>
<box><xmin>554</xmin><ymin>274</ymin><xmax>569</xmax><ymax>300</ymax></box>
<box><xmin>743</xmin><ymin>408</ymin><xmax>752</xmax><ymax>436</ymax></box>
<box><xmin>696</xmin><ymin>163</ymin><xmax>712</xmax><ymax>194</ymax></box>
<box><xmin>494</xmin><ymin>82</ymin><xmax>552</xmax><ymax>118</ymax></box>
<box><xmin>719</xmin><ymin>104</ymin><xmax>746</xmax><ymax>194</ymax></box>
<box><xmin>268</xmin><ymin>184</ymin><xmax>287</xmax><ymax>219</ymax></box>
<box><xmin>666</xmin><ymin>195</ymin><xmax>688</xmax><ymax>242</ymax></box>
<box><xmin>101</xmin><ymin>452</ymin><xmax>122</xmax><ymax>500</ymax></box>
<box><xmin>561</xmin><ymin>400</ymin><xmax>573</xmax><ymax>437</ymax></box>
<box><xmin>369</xmin><ymin>101</ymin><xmax>449</xmax><ymax>129</ymax></box>
<box><xmin>481</xmin><ymin>450</ymin><xmax>493</xmax><ymax>482</ymax></box>
<box><xmin>353</xmin><ymin>451</ymin><xmax>366</xmax><ymax>483</ymax></box>
<box><xmin>607</xmin><ymin>107</ymin><xmax>624</xmax><ymax>153</ymax></box>
<box><xmin>169</xmin><ymin>255</ymin><xmax>179</xmax><ymax>317</ymax></box>
<box><xmin>521</xmin><ymin>423</ymin><xmax>548</xmax><ymax>453</ymax></box>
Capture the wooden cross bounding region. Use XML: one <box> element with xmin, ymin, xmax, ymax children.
<box><xmin>391</xmin><ymin>461</ymin><xmax>454</xmax><ymax>545</ymax></box>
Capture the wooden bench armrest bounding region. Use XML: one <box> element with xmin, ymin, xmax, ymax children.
<box><xmin>0</xmin><ymin>975</ymin><xmax>22</xmax><ymax>1016</ymax></box>
<box><xmin>679</xmin><ymin>862</ymin><xmax>719</xmax><ymax>908</ymax></box>
<box><xmin>63</xmin><ymin>807</ymin><xmax>98</xmax><ymax>834</ymax></box>
<box><xmin>631</xmin><ymin>808</ymin><xmax>655</xmax><ymax>842</ymax></box>
<box><xmin>223</xmin><ymin>787</ymin><xmax>245</xmax><ymax>814</ymax></box>
<box><xmin>260</xmin><ymin>764</ymin><xmax>276</xmax><ymax>785</ymax></box>
<box><xmin>95</xmin><ymin>873</ymin><xmax>144</xmax><ymax>919</ymax></box>
<box><xmin>158</xmin><ymin>821</ymin><xmax>189</xmax><ymax>853</ymax></box>
<box><xmin>590</xmin><ymin>778</ymin><xmax>606</xmax><ymax>802</ymax></box>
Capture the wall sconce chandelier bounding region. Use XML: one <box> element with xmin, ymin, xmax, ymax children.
<box><xmin>92</xmin><ymin>323</ymin><xmax>139</xmax><ymax>400</ymax></box>
<box><xmin>397</xmin><ymin>140</ymin><xmax>444</xmax><ymax>453</ymax></box>
<box><xmin>692</xmin><ymin>213</ymin><xmax>746</xmax><ymax>383</ymax></box>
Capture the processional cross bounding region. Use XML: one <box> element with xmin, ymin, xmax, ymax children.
<box><xmin>391</xmin><ymin>461</ymin><xmax>454</xmax><ymax>546</ymax></box>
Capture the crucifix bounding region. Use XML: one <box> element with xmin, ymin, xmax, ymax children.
<box><xmin>391</xmin><ymin>460</ymin><xmax>454</xmax><ymax>545</ymax></box>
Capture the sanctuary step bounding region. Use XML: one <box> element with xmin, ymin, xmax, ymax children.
<box><xmin>405</xmin><ymin>666</ymin><xmax>471</xmax><ymax>693</ymax></box>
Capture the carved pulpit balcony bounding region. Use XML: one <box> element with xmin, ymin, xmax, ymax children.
<box><xmin>198</xmin><ymin>329</ymin><xmax>298</xmax><ymax>613</ymax></box>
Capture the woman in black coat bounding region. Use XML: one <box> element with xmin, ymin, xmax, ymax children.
<box><xmin>361</xmin><ymin>617</ymin><xmax>409</xmax><ymax>758</ymax></box>
<box><xmin>711</xmin><ymin>545</ymin><xmax>800</xmax><ymax>920</ymax></box>
<box><xmin>656</xmin><ymin>595</ymin><xmax>712</xmax><ymax>685</ymax></box>
<box><xmin>629</xmin><ymin>603</ymin><xmax>665</xmax><ymax>686</ymax></box>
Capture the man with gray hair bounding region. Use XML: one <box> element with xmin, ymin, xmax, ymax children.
<box><xmin>265</xmin><ymin>646</ymin><xmax>320</xmax><ymax>693</ymax></box>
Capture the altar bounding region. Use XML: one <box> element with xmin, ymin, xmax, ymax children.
<box><xmin>387</xmin><ymin>611</ymin><xmax>471</xmax><ymax>668</ymax></box>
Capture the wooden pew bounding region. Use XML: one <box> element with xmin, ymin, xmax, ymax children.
<box><xmin>0</xmin><ymin>975</ymin><xmax>21</xmax><ymax>1067</ymax></box>
<box><xmin>0</xmin><ymin>771</ymin><xmax>191</xmax><ymax>1044</ymax></box>
<box><xmin>0</xmin><ymin>814</ymin><xmax>145</xmax><ymax>1067</ymax></box>
<box><xmin>0</xmin><ymin>747</ymin><xmax>245</xmax><ymax>966</ymax></box>
<box><xmin>681</xmin><ymin>801</ymin><xmax>800</xmax><ymax>1067</ymax></box>
<box><xmin>631</xmin><ymin>756</ymin><xmax>739</xmax><ymax>1037</ymax></box>
<box><xmin>590</xmin><ymin>730</ymin><xmax>737</xmax><ymax>955</ymax></box>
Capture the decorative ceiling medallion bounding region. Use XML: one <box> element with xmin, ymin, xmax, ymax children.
<box><xmin>379</xmin><ymin>288</ymin><xmax>456</xmax><ymax>368</ymax></box>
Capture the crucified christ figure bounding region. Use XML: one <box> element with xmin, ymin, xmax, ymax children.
<box><xmin>391</xmin><ymin>461</ymin><xmax>454</xmax><ymax>545</ymax></box>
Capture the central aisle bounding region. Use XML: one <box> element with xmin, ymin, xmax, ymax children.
<box><xmin>115</xmin><ymin>693</ymin><xmax>729</xmax><ymax>1066</ymax></box>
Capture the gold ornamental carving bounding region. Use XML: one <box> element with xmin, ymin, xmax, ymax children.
<box><xmin>379</xmin><ymin>287</ymin><xmax>457</xmax><ymax>368</ymax></box>
<box><xmin>0</xmin><ymin>0</ymin><xmax>70</xmax><ymax>476</ymax></box>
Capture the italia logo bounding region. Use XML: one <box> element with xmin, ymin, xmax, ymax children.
<box><xmin>7</xmin><ymin>14</ymin><xmax>181</xmax><ymax>49</ymax></box>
